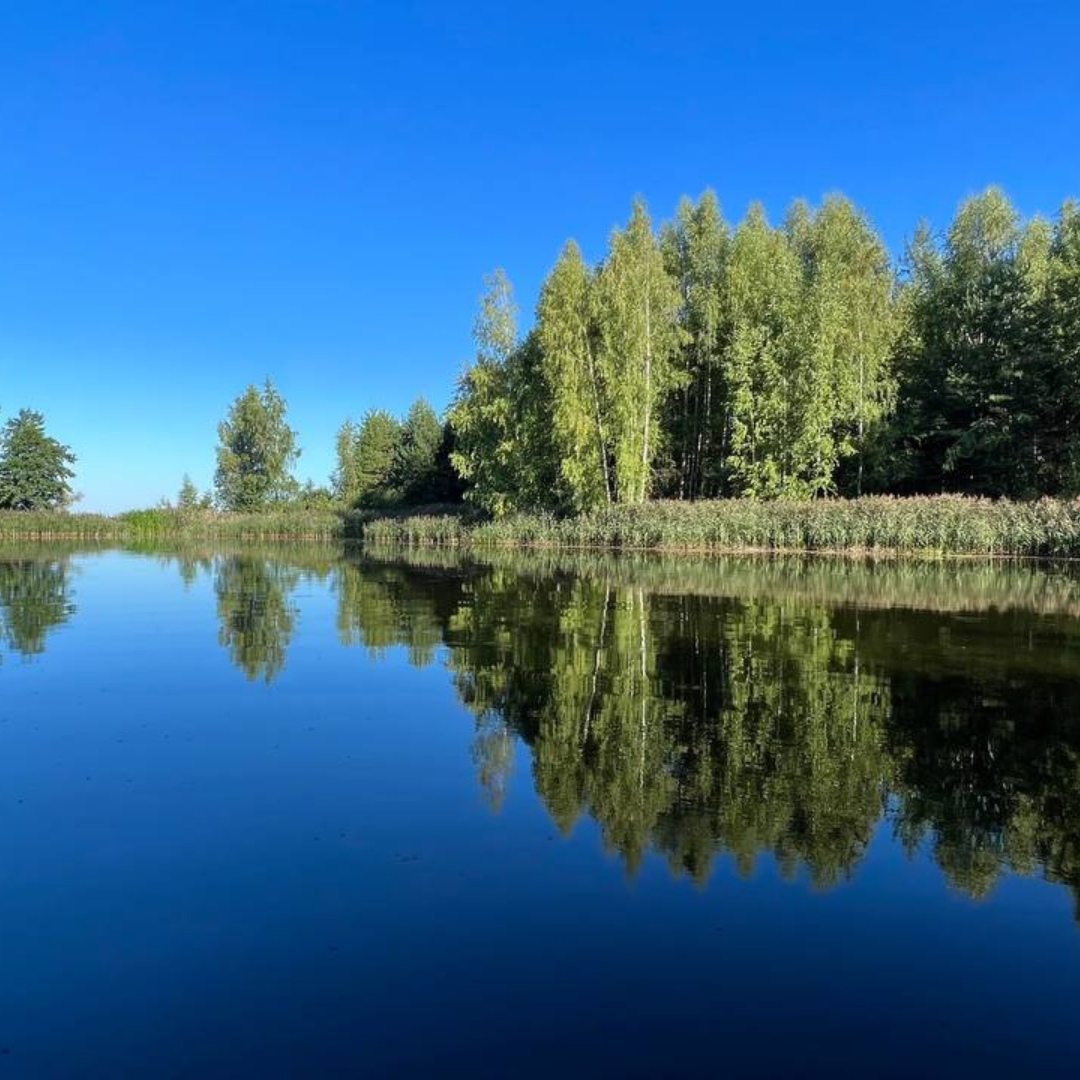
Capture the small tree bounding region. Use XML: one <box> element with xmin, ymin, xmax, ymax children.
<box><xmin>177</xmin><ymin>474</ymin><xmax>200</xmax><ymax>511</ymax></box>
<box><xmin>214</xmin><ymin>380</ymin><xmax>299</xmax><ymax>511</ymax></box>
<box><xmin>0</xmin><ymin>409</ymin><xmax>76</xmax><ymax>510</ymax></box>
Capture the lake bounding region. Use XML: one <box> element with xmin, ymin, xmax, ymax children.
<box><xmin>2</xmin><ymin>544</ymin><xmax>1079</xmax><ymax>1077</ymax></box>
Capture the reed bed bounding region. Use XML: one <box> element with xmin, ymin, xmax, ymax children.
<box><xmin>0</xmin><ymin>507</ymin><xmax>353</xmax><ymax>542</ymax></box>
<box><xmin>8</xmin><ymin>496</ymin><xmax>1080</xmax><ymax>557</ymax></box>
<box><xmin>363</xmin><ymin>496</ymin><xmax>1080</xmax><ymax>558</ymax></box>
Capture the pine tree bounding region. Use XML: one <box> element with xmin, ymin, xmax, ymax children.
<box><xmin>352</xmin><ymin>410</ymin><xmax>403</xmax><ymax>506</ymax></box>
<box><xmin>0</xmin><ymin>410</ymin><xmax>76</xmax><ymax>510</ymax></box>
<box><xmin>394</xmin><ymin>398</ymin><xmax>443</xmax><ymax>503</ymax></box>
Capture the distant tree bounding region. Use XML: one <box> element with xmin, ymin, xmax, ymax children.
<box><xmin>333</xmin><ymin>420</ymin><xmax>363</xmax><ymax>507</ymax></box>
<box><xmin>214</xmin><ymin>380</ymin><xmax>299</xmax><ymax>511</ymax></box>
<box><xmin>394</xmin><ymin>398</ymin><xmax>443</xmax><ymax>503</ymax></box>
<box><xmin>887</xmin><ymin>188</ymin><xmax>1048</xmax><ymax>495</ymax></box>
<box><xmin>295</xmin><ymin>479</ymin><xmax>336</xmax><ymax>510</ymax></box>
<box><xmin>0</xmin><ymin>409</ymin><xmax>76</xmax><ymax>510</ymax></box>
<box><xmin>177</xmin><ymin>474</ymin><xmax>200</xmax><ymax>511</ymax></box>
<box><xmin>350</xmin><ymin>410</ymin><xmax>403</xmax><ymax>506</ymax></box>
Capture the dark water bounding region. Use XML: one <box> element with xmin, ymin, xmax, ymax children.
<box><xmin>2</xmin><ymin>545</ymin><xmax>1080</xmax><ymax>1077</ymax></box>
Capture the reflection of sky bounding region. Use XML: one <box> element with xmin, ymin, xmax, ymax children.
<box><xmin>0</xmin><ymin>551</ymin><xmax>1078</xmax><ymax>1076</ymax></box>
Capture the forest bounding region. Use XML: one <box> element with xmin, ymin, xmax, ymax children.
<box><xmin>450</xmin><ymin>186</ymin><xmax>1080</xmax><ymax>513</ymax></box>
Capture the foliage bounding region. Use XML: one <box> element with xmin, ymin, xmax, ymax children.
<box><xmin>0</xmin><ymin>409</ymin><xmax>76</xmax><ymax>510</ymax></box>
<box><xmin>392</xmin><ymin>398</ymin><xmax>443</xmax><ymax>500</ymax></box>
<box><xmin>335</xmin><ymin>409</ymin><xmax>402</xmax><ymax>507</ymax></box>
<box><xmin>450</xmin><ymin>271</ymin><xmax>561</xmax><ymax>514</ymax></box>
<box><xmin>214</xmin><ymin>380</ymin><xmax>299</xmax><ymax>510</ymax></box>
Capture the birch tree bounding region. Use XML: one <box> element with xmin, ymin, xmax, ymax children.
<box><xmin>595</xmin><ymin>199</ymin><xmax>683</xmax><ymax>504</ymax></box>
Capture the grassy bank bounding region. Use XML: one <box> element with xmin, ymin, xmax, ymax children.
<box><xmin>7</xmin><ymin>496</ymin><xmax>1080</xmax><ymax>556</ymax></box>
<box><xmin>362</xmin><ymin>496</ymin><xmax>1080</xmax><ymax>558</ymax></box>
<box><xmin>0</xmin><ymin>505</ymin><xmax>474</xmax><ymax>543</ymax></box>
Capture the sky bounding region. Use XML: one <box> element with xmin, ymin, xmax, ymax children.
<box><xmin>2</xmin><ymin>1</ymin><xmax>1079</xmax><ymax>512</ymax></box>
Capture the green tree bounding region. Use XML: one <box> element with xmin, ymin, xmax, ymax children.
<box><xmin>451</xmin><ymin>271</ymin><xmax>560</xmax><ymax>514</ymax></box>
<box><xmin>394</xmin><ymin>398</ymin><xmax>443</xmax><ymax>503</ymax></box>
<box><xmin>595</xmin><ymin>199</ymin><xmax>684</xmax><ymax>504</ymax></box>
<box><xmin>214</xmin><ymin>380</ymin><xmax>299</xmax><ymax>510</ymax></box>
<box><xmin>0</xmin><ymin>409</ymin><xmax>76</xmax><ymax>510</ymax></box>
<box><xmin>794</xmin><ymin>196</ymin><xmax>898</xmax><ymax>495</ymax></box>
<box><xmin>537</xmin><ymin>240</ymin><xmax>613</xmax><ymax>511</ymax></box>
<box><xmin>346</xmin><ymin>409</ymin><xmax>402</xmax><ymax>507</ymax></box>
<box><xmin>660</xmin><ymin>191</ymin><xmax>729</xmax><ymax>498</ymax></box>
<box><xmin>720</xmin><ymin>204</ymin><xmax>806</xmax><ymax>497</ymax></box>
<box><xmin>888</xmin><ymin>188</ymin><xmax>1039</xmax><ymax>495</ymax></box>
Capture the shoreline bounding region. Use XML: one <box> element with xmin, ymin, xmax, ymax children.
<box><xmin>7</xmin><ymin>494</ymin><xmax>1080</xmax><ymax>559</ymax></box>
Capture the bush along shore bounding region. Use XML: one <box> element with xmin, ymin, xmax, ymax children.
<box><xmin>8</xmin><ymin>496</ymin><xmax>1080</xmax><ymax>557</ymax></box>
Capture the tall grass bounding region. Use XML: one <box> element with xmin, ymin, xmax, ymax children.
<box><xmin>362</xmin><ymin>496</ymin><xmax>1080</xmax><ymax>558</ymax></box>
<box><xmin>0</xmin><ymin>503</ymin><xmax>472</xmax><ymax>543</ymax></box>
<box><xmin>0</xmin><ymin>507</ymin><xmax>351</xmax><ymax>541</ymax></box>
<box><xmin>9</xmin><ymin>496</ymin><xmax>1080</xmax><ymax>556</ymax></box>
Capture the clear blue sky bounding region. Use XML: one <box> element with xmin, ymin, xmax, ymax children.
<box><xmin>2</xmin><ymin>1</ymin><xmax>1078</xmax><ymax>512</ymax></box>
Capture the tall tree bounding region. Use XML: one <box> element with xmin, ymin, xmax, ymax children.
<box><xmin>0</xmin><ymin>409</ymin><xmax>76</xmax><ymax>510</ymax></box>
<box><xmin>595</xmin><ymin>199</ymin><xmax>683</xmax><ymax>504</ymax></box>
<box><xmin>794</xmin><ymin>196</ymin><xmax>899</xmax><ymax>495</ymax></box>
<box><xmin>720</xmin><ymin>204</ymin><xmax>805</xmax><ymax>497</ymax></box>
<box><xmin>660</xmin><ymin>191</ymin><xmax>729</xmax><ymax>498</ymax></box>
<box><xmin>214</xmin><ymin>380</ymin><xmax>299</xmax><ymax>511</ymax></box>
<box><xmin>451</xmin><ymin>271</ymin><xmax>560</xmax><ymax>514</ymax></box>
<box><xmin>537</xmin><ymin>240</ymin><xmax>613</xmax><ymax>511</ymax></box>
<box><xmin>889</xmin><ymin>188</ymin><xmax>1035</xmax><ymax>495</ymax></box>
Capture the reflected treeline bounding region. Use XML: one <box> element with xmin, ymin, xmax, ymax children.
<box><xmin>0</xmin><ymin>549</ymin><xmax>76</xmax><ymax>658</ymax></box>
<box><xmin>4</xmin><ymin>543</ymin><xmax>1080</xmax><ymax>918</ymax></box>
<box><xmin>341</xmin><ymin>550</ymin><xmax>1080</xmax><ymax>918</ymax></box>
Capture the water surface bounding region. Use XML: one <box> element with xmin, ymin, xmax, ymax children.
<box><xmin>2</xmin><ymin>545</ymin><xmax>1079</xmax><ymax>1076</ymax></box>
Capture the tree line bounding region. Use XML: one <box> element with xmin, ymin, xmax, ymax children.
<box><xmin>208</xmin><ymin>381</ymin><xmax>460</xmax><ymax>512</ymax></box>
<box><xmin>451</xmin><ymin>186</ymin><xmax>1080</xmax><ymax>513</ymax></box>
<box><xmin>213</xmin><ymin>185</ymin><xmax>1079</xmax><ymax>515</ymax></box>
<box><xmin>5</xmin><ymin>184</ymin><xmax>1076</xmax><ymax>515</ymax></box>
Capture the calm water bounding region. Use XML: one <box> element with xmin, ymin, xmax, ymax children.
<box><xmin>2</xmin><ymin>545</ymin><xmax>1080</xmax><ymax>1077</ymax></box>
